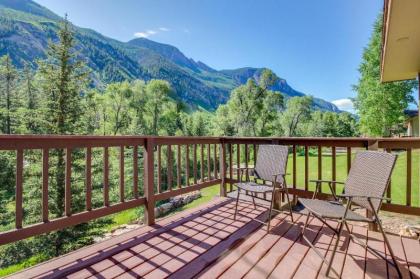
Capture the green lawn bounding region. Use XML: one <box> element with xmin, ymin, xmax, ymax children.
<box><xmin>0</xmin><ymin>255</ymin><xmax>49</xmax><ymax>278</ymax></box>
<box><xmin>156</xmin><ymin>185</ymin><xmax>221</xmax><ymax>218</ymax></box>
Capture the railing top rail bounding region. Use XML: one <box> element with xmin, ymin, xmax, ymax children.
<box><xmin>0</xmin><ymin>135</ymin><xmax>147</xmax><ymax>150</ymax></box>
<box><xmin>220</xmin><ymin>136</ymin><xmax>420</xmax><ymax>142</ymax></box>
<box><xmin>220</xmin><ymin>137</ymin><xmax>370</xmax><ymax>147</ymax></box>
<box><xmin>1</xmin><ymin>135</ymin><xmax>420</xmax><ymax>150</ymax></box>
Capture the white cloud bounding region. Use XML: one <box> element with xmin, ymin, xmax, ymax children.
<box><xmin>331</xmin><ymin>98</ymin><xmax>354</xmax><ymax>112</ymax></box>
<box><xmin>134</xmin><ymin>28</ymin><xmax>167</xmax><ymax>38</ymax></box>
<box><xmin>134</xmin><ymin>31</ymin><xmax>153</xmax><ymax>38</ymax></box>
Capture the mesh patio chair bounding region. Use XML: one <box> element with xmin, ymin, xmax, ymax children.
<box><xmin>233</xmin><ymin>144</ymin><xmax>294</xmax><ymax>232</ymax></box>
<box><xmin>298</xmin><ymin>151</ymin><xmax>402</xmax><ymax>278</ymax></box>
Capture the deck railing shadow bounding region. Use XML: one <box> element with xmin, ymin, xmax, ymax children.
<box><xmin>42</xmin><ymin>199</ymin><xmax>231</xmax><ymax>278</ymax></box>
<box><xmin>43</xmin><ymin>199</ymin><xmax>266</xmax><ymax>278</ymax></box>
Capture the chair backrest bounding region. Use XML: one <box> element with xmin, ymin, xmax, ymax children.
<box><xmin>344</xmin><ymin>151</ymin><xmax>397</xmax><ymax>213</ymax></box>
<box><xmin>254</xmin><ymin>145</ymin><xmax>289</xmax><ymax>184</ymax></box>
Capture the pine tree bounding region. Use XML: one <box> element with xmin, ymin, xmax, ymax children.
<box><xmin>0</xmin><ymin>54</ymin><xmax>19</xmax><ymax>134</ymax></box>
<box><xmin>36</xmin><ymin>15</ymin><xmax>97</xmax><ymax>257</ymax></box>
<box><xmin>38</xmin><ymin>14</ymin><xmax>89</xmax><ymax>135</ymax></box>
<box><xmin>21</xmin><ymin>63</ymin><xmax>41</xmax><ymax>133</ymax></box>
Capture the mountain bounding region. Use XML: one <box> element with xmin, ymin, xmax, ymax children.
<box><xmin>0</xmin><ymin>0</ymin><xmax>340</xmax><ymax>112</ymax></box>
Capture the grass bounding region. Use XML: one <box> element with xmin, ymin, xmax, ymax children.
<box><xmin>105</xmin><ymin>207</ymin><xmax>144</xmax><ymax>231</ymax></box>
<box><xmin>153</xmin><ymin>185</ymin><xmax>221</xmax><ymax>220</ymax></box>
<box><xmin>0</xmin><ymin>254</ymin><xmax>49</xmax><ymax>278</ymax></box>
<box><xmin>106</xmin><ymin>185</ymin><xmax>220</xmax><ymax>230</ymax></box>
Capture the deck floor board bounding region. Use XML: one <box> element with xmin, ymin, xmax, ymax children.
<box><xmin>7</xmin><ymin>197</ymin><xmax>419</xmax><ymax>279</ymax></box>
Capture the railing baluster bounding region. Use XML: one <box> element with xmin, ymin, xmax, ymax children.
<box><xmin>193</xmin><ymin>144</ymin><xmax>197</xmax><ymax>184</ymax></box>
<box><xmin>406</xmin><ymin>148</ymin><xmax>412</xmax><ymax>206</ymax></box>
<box><xmin>120</xmin><ymin>146</ymin><xmax>125</xmax><ymax>202</ymax></box>
<box><xmin>168</xmin><ymin>144</ymin><xmax>172</xmax><ymax>191</ymax></box>
<box><xmin>347</xmin><ymin>147</ymin><xmax>351</xmax><ymax>173</ymax></box>
<box><xmin>236</xmin><ymin>144</ymin><xmax>240</xmax><ymax>181</ymax></box>
<box><xmin>200</xmin><ymin>144</ymin><xmax>204</xmax><ymax>181</ymax></box>
<box><xmin>16</xmin><ymin>149</ymin><xmax>23</xmax><ymax>229</ymax></box>
<box><xmin>85</xmin><ymin>147</ymin><xmax>92</xmax><ymax>211</ymax></box>
<box><xmin>305</xmin><ymin>146</ymin><xmax>309</xmax><ymax>191</ymax></box>
<box><xmin>318</xmin><ymin>146</ymin><xmax>322</xmax><ymax>193</ymax></box>
<box><xmin>332</xmin><ymin>146</ymin><xmax>336</xmax><ymax>194</ymax></box>
<box><xmin>186</xmin><ymin>145</ymin><xmax>190</xmax><ymax>186</ymax></box>
<box><xmin>220</xmin><ymin>143</ymin><xmax>227</xmax><ymax>197</ymax></box>
<box><xmin>65</xmin><ymin>148</ymin><xmax>72</xmax><ymax>216</ymax></box>
<box><xmin>386</xmin><ymin>148</ymin><xmax>392</xmax><ymax>202</ymax></box>
<box><xmin>42</xmin><ymin>148</ymin><xmax>49</xmax><ymax>221</ymax></box>
<box><xmin>245</xmin><ymin>144</ymin><xmax>249</xmax><ymax>181</ymax></box>
<box><xmin>207</xmin><ymin>144</ymin><xmax>211</xmax><ymax>180</ymax></box>
<box><xmin>229</xmin><ymin>144</ymin><xmax>233</xmax><ymax>191</ymax></box>
<box><xmin>103</xmin><ymin>147</ymin><xmax>109</xmax><ymax>207</ymax></box>
<box><xmin>157</xmin><ymin>145</ymin><xmax>161</xmax><ymax>193</ymax></box>
<box><xmin>253</xmin><ymin>144</ymin><xmax>257</xmax><ymax>167</ymax></box>
<box><xmin>144</xmin><ymin>138</ymin><xmax>155</xmax><ymax>225</ymax></box>
<box><xmin>292</xmin><ymin>145</ymin><xmax>296</xmax><ymax>190</ymax></box>
<box><xmin>133</xmin><ymin>145</ymin><xmax>139</xmax><ymax>199</ymax></box>
<box><xmin>177</xmin><ymin>145</ymin><xmax>182</xmax><ymax>188</ymax></box>
<box><xmin>213</xmin><ymin>144</ymin><xmax>218</xmax><ymax>179</ymax></box>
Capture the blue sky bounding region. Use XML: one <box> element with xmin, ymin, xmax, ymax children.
<box><xmin>35</xmin><ymin>0</ymin><xmax>383</xmax><ymax>111</ymax></box>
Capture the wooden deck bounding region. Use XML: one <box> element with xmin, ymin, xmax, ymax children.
<box><xmin>8</xmin><ymin>197</ymin><xmax>420</xmax><ymax>279</ymax></box>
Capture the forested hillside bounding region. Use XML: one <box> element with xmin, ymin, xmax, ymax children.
<box><xmin>0</xmin><ymin>0</ymin><xmax>340</xmax><ymax>112</ymax></box>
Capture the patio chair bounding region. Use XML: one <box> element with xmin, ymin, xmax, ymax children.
<box><xmin>233</xmin><ymin>144</ymin><xmax>294</xmax><ymax>232</ymax></box>
<box><xmin>298</xmin><ymin>151</ymin><xmax>402</xmax><ymax>278</ymax></box>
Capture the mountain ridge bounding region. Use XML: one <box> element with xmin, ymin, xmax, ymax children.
<box><xmin>0</xmin><ymin>0</ymin><xmax>340</xmax><ymax>112</ymax></box>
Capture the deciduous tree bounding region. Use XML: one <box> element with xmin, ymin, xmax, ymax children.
<box><xmin>354</xmin><ymin>15</ymin><xmax>417</xmax><ymax>137</ymax></box>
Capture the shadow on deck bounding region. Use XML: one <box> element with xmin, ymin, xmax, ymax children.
<box><xmin>8</xmin><ymin>197</ymin><xmax>420</xmax><ymax>279</ymax></box>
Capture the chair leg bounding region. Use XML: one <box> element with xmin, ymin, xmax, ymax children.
<box><xmin>301</xmin><ymin>211</ymin><xmax>311</xmax><ymax>239</ymax></box>
<box><xmin>377</xmin><ymin>220</ymin><xmax>402</xmax><ymax>278</ymax></box>
<box><xmin>251</xmin><ymin>193</ymin><xmax>257</xmax><ymax>209</ymax></box>
<box><xmin>267</xmin><ymin>188</ymin><xmax>276</xmax><ymax>233</ymax></box>
<box><xmin>343</xmin><ymin>220</ymin><xmax>351</xmax><ymax>235</ymax></box>
<box><xmin>285</xmin><ymin>191</ymin><xmax>294</xmax><ymax>222</ymax></box>
<box><xmin>326</xmin><ymin>221</ymin><xmax>344</xmax><ymax>277</ymax></box>
<box><xmin>234</xmin><ymin>189</ymin><xmax>240</xmax><ymax>220</ymax></box>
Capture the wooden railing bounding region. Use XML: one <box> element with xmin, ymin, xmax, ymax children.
<box><xmin>0</xmin><ymin>136</ymin><xmax>420</xmax><ymax>245</ymax></box>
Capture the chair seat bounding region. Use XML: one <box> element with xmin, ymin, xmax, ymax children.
<box><xmin>298</xmin><ymin>198</ymin><xmax>372</xmax><ymax>222</ymax></box>
<box><xmin>236</xmin><ymin>182</ymin><xmax>274</xmax><ymax>193</ymax></box>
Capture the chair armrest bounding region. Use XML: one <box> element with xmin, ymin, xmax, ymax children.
<box><xmin>310</xmin><ymin>180</ymin><xmax>343</xmax><ymax>200</ymax></box>
<box><xmin>309</xmin><ymin>179</ymin><xmax>344</xmax><ymax>185</ymax></box>
<box><xmin>336</xmin><ymin>194</ymin><xmax>391</xmax><ymax>202</ymax></box>
<box><xmin>235</xmin><ymin>166</ymin><xmax>254</xmax><ymax>170</ymax></box>
<box><xmin>238</xmin><ymin>167</ymin><xmax>254</xmax><ymax>182</ymax></box>
<box><xmin>271</xmin><ymin>173</ymin><xmax>290</xmax><ymax>190</ymax></box>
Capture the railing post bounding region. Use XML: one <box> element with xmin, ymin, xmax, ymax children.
<box><xmin>367</xmin><ymin>139</ymin><xmax>379</xmax><ymax>231</ymax></box>
<box><xmin>144</xmin><ymin>137</ymin><xmax>156</xmax><ymax>225</ymax></box>
<box><xmin>220</xmin><ymin>140</ymin><xmax>227</xmax><ymax>197</ymax></box>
